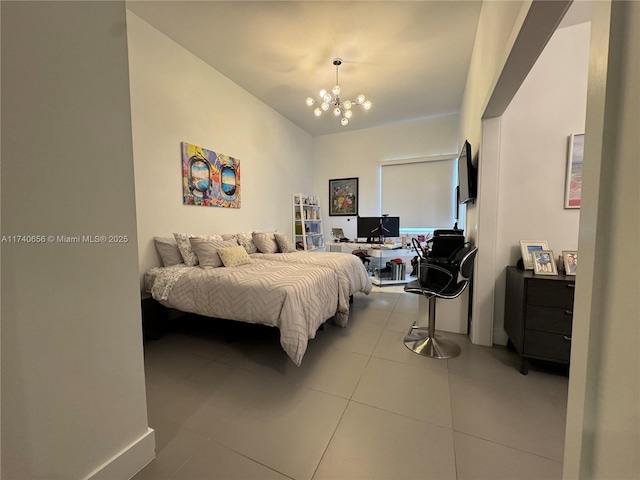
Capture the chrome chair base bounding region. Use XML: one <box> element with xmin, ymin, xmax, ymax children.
<box><xmin>403</xmin><ymin>329</ymin><xmax>461</xmax><ymax>359</ymax></box>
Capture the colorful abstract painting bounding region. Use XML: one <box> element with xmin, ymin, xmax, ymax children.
<box><xmin>181</xmin><ymin>142</ymin><xmax>241</xmax><ymax>208</ymax></box>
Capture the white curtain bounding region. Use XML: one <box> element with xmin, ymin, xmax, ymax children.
<box><xmin>380</xmin><ymin>156</ymin><xmax>457</xmax><ymax>230</ymax></box>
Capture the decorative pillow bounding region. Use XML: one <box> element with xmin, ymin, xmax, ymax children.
<box><xmin>218</xmin><ymin>245</ymin><xmax>252</xmax><ymax>267</ymax></box>
<box><xmin>252</xmin><ymin>231</ymin><xmax>279</xmax><ymax>254</ymax></box>
<box><xmin>221</xmin><ymin>233</ymin><xmax>238</xmax><ymax>242</ymax></box>
<box><xmin>235</xmin><ymin>232</ymin><xmax>259</xmax><ymax>254</ymax></box>
<box><xmin>189</xmin><ymin>238</ymin><xmax>238</xmax><ymax>268</ymax></box>
<box><xmin>154</xmin><ymin>236</ymin><xmax>184</xmax><ymax>266</ymax></box>
<box><xmin>173</xmin><ymin>233</ymin><xmax>223</xmax><ymax>266</ymax></box>
<box><xmin>274</xmin><ymin>233</ymin><xmax>297</xmax><ymax>253</ymax></box>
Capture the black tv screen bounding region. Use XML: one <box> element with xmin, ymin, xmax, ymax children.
<box><xmin>357</xmin><ymin>216</ymin><xmax>400</xmax><ymax>241</ymax></box>
<box><xmin>357</xmin><ymin>217</ymin><xmax>382</xmax><ymax>240</ymax></box>
<box><xmin>458</xmin><ymin>140</ymin><xmax>477</xmax><ymax>204</ymax></box>
<box><xmin>381</xmin><ymin>216</ymin><xmax>400</xmax><ymax>237</ymax></box>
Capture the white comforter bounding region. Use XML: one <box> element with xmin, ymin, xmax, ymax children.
<box><xmin>144</xmin><ymin>260</ymin><xmax>341</xmax><ymax>365</ymax></box>
<box><xmin>250</xmin><ymin>251</ymin><xmax>372</xmax><ymax>303</ymax></box>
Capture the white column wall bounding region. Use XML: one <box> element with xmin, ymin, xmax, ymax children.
<box><xmin>563</xmin><ymin>1</ymin><xmax>639</xmax><ymax>477</ymax></box>
<box><xmin>1</xmin><ymin>3</ymin><xmax>153</xmax><ymax>479</ymax></box>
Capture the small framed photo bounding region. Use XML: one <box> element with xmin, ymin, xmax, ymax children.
<box><xmin>329</xmin><ymin>177</ymin><xmax>358</xmax><ymax>216</ymax></box>
<box><xmin>519</xmin><ymin>240</ymin><xmax>550</xmax><ymax>270</ymax></box>
<box><xmin>562</xmin><ymin>251</ymin><xmax>578</xmax><ymax>275</ymax></box>
<box><xmin>532</xmin><ymin>250</ymin><xmax>558</xmax><ymax>275</ymax></box>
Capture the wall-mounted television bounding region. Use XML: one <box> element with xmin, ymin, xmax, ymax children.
<box><xmin>357</xmin><ymin>216</ymin><xmax>400</xmax><ymax>242</ymax></box>
<box><xmin>458</xmin><ymin>140</ymin><xmax>477</xmax><ymax>204</ymax></box>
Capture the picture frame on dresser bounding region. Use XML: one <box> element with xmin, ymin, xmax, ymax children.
<box><xmin>519</xmin><ymin>240</ymin><xmax>549</xmax><ymax>270</ymax></box>
<box><xmin>563</xmin><ymin>251</ymin><xmax>578</xmax><ymax>275</ymax></box>
<box><xmin>532</xmin><ymin>250</ymin><xmax>558</xmax><ymax>275</ymax></box>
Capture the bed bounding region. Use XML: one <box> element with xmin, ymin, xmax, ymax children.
<box><xmin>144</xmin><ymin>260</ymin><xmax>342</xmax><ymax>366</ymax></box>
<box><xmin>250</xmin><ymin>250</ymin><xmax>372</xmax><ymax>301</ymax></box>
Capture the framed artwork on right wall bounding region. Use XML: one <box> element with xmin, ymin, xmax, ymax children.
<box><xmin>565</xmin><ymin>133</ymin><xmax>584</xmax><ymax>209</ymax></box>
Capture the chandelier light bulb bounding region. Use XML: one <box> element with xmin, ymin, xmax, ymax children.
<box><xmin>356</xmin><ymin>94</ymin><xmax>366</xmax><ymax>104</ymax></box>
<box><xmin>321</xmin><ymin>102</ymin><xmax>329</xmax><ymax>111</ymax></box>
<box><xmin>344</xmin><ymin>109</ymin><xmax>353</xmax><ymax>119</ymax></box>
<box><xmin>314</xmin><ymin>107</ymin><xmax>322</xmax><ymax>117</ymax></box>
<box><xmin>319</xmin><ymin>89</ymin><xmax>327</xmax><ymax>99</ymax></box>
<box><xmin>341</xmin><ymin>117</ymin><xmax>349</xmax><ymax>126</ymax></box>
<box><xmin>343</xmin><ymin>100</ymin><xmax>352</xmax><ymax>110</ymax></box>
<box><xmin>323</xmin><ymin>93</ymin><xmax>332</xmax><ymax>103</ymax></box>
<box><xmin>363</xmin><ymin>100</ymin><xmax>372</xmax><ymax>110</ymax></box>
<box><xmin>306</xmin><ymin>97</ymin><xmax>315</xmax><ymax>107</ymax></box>
<box><xmin>332</xmin><ymin>85</ymin><xmax>341</xmax><ymax>96</ymax></box>
<box><xmin>333</xmin><ymin>107</ymin><xmax>341</xmax><ymax>117</ymax></box>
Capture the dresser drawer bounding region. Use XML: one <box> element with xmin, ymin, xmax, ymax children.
<box><xmin>525</xmin><ymin>305</ymin><xmax>572</xmax><ymax>335</ymax></box>
<box><xmin>526</xmin><ymin>279</ymin><xmax>575</xmax><ymax>308</ymax></box>
<box><xmin>523</xmin><ymin>330</ymin><xmax>571</xmax><ymax>362</ymax></box>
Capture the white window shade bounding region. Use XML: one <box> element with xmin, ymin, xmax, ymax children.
<box><xmin>380</xmin><ymin>156</ymin><xmax>457</xmax><ymax>230</ymax></box>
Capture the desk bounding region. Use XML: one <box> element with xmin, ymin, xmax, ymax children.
<box><xmin>504</xmin><ymin>266</ymin><xmax>575</xmax><ymax>374</ymax></box>
<box><xmin>326</xmin><ymin>242</ymin><xmax>414</xmax><ymax>286</ymax></box>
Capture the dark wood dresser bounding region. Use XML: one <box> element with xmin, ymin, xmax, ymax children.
<box><xmin>504</xmin><ymin>266</ymin><xmax>575</xmax><ymax>374</ymax></box>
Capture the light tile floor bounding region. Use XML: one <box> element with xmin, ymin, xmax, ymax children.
<box><xmin>135</xmin><ymin>291</ymin><xmax>568</xmax><ymax>480</ymax></box>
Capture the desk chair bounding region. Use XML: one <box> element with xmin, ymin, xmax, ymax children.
<box><xmin>403</xmin><ymin>244</ymin><xmax>478</xmax><ymax>359</ymax></box>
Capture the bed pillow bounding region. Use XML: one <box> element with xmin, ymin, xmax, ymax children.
<box><xmin>252</xmin><ymin>231</ymin><xmax>279</xmax><ymax>254</ymax></box>
<box><xmin>173</xmin><ymin>233</ymin><xmax>223</xmax><ymax>266</ymax></box>
<box><xmin>221</xmin><ymin>233</ymin><xmax>238</xmax><ymax>242</ymax></box>
<box><xmin>154</xmin><ymin>236</ymin><xmax>184</xmax><ymax>266</ymax></box>
<box><xmin>218</xmin><ymin>245</ymin><xmax>252</xmax><ymax>267</ymax></box>
<box><xmin>189</xmin><ymin>238</ymin><xmax>238</xmax><ymax>268</ymax></box>
<box><xmin>235</xmin><ymin>232</ymin><xmax>259</xmax><ymax>254</ymax></box>
<box><xmin>274</xmin><ymin>233</ymin><xmax>297</xmax><ymax>253</ymax></box>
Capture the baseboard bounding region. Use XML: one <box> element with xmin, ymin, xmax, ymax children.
<box><xmin>85</xmin><ymin>427</ymin><xmax>155</xmax><ymax>480</ymax></box>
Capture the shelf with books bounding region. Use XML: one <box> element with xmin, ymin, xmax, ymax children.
<box><xmin>292</xmin><ymin>193</ymin><xmax>324</xmax><ymax>251</ymax></box>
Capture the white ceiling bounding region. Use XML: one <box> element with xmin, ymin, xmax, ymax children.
<box><xmin>126</xmin><ymin>1</ymin><xmax>483</xmax><ymax>136</ymax></box>
<box><xmin>125</xmin><ymin>1</ymin><xmax>592</xmax><ymax>137</ymax></box>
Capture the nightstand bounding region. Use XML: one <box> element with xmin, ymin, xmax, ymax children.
<box><xmin>504</xmin><ymin>266</ymin><xmax>575</xmax><ymax>374</ymax></box>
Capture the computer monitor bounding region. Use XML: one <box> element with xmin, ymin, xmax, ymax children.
<box><xmin>357</xmin><ymin>216</ymin><xmax>400</xmax><ymax>242</ymax></box>
<box><xmin>381</xmin><ymin>216</ymin><xmax>400</xmax><ymax>237</ymax></box>
<box><xmin>357</xmin><ymin>217</ymin><xmax>382</xmax><ymax>242</ymax></box>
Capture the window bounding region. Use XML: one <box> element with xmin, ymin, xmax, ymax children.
<box><xmin>380</xmin><ymin>154</ymin><xmax>457</xmax><ymax>232</ymax></box>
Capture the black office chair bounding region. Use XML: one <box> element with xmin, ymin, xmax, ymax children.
<box><xmin>403</xmin><ymin>243</ymin><xmax>478</xmax><ymax>359</ymax></box>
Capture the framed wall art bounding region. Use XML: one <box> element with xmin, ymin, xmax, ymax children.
<box><xmin>565</xmin><ymin>133</ymin><xmax>584</xmax><ymax>209</ymax></box>
<box><xmin>329</xmin><ymin>177</ymin><xmax>358</xmax><ymax>216</ymax></box>
<box><xmin>519</xmin><ymin>240</ymin><xmax>550</xmax><ymax>270</ymax></box>
<box><xmin>181</xmin><ymin>142</ymin><xmax>241</xmax><ymax>208</ymax></box>
<box><xmin>532</xmin><ymin>250</ymin><xmax>558</xmax><ymax>275</ymax></box>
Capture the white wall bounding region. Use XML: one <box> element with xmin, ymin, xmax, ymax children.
<box><xmin>312</xmin><ymin>114</ymin><xmax>459</xmax><ymax>239</ymax></box>
<box><xmin>126</xmin><ymin>12</ymin><xmax>314</xmax><ymax>277</ymax></box>
<box><xmin>458</xmin><ymin>1</ymin><xmax>530</xmax><ymax>156</ymax></box>
<box><xmin>492</xmin><ymin>21</ymin><xmax>589</xmax><ymax>344</ymax></box>
<box><xmin>1</xmin><ymin>3</ymin><xmax>153</xmax><ymax>479</ymax></box>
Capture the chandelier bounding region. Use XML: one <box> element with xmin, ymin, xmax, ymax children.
<box><xmin>306</xmin><ymin>58</ymin><xmax>372</xmax><ymax>126</ymax></box>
